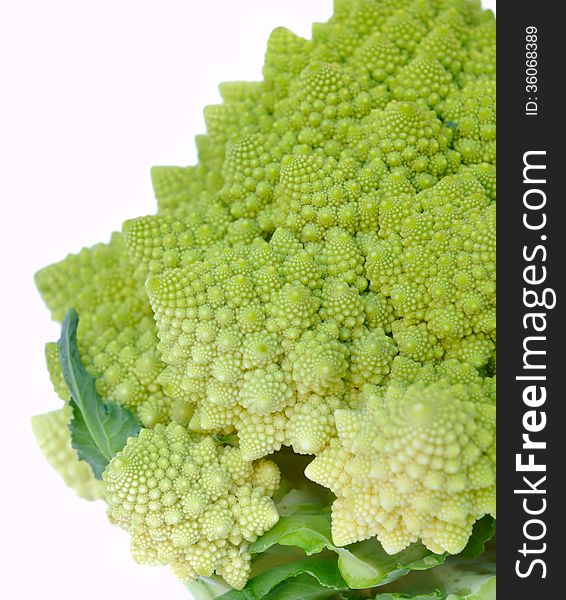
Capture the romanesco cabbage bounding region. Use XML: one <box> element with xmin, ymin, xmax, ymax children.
<box><xmin>33</xmin><ymin>0</ymin><xmax>496</xmax><ymax>596</ymax></box>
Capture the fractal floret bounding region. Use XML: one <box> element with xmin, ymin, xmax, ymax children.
<box><xmin>306</xmin><ymin>359</ymin><xmax>495</xmax><ymax>554</ymax></box>
<box><xmin>33</xmin><ymin>0</ymin><xmax>496</xmax><ymax>597</ymax></box>
<box><xmin>31</xmin><ymin>405</ymin><xmax>104</xmax><ymax>501</ymax></box>
<box><xmin>104</xmin><ymin>423</ymin><xmax>279</xmax><ymax>589</ymax></box>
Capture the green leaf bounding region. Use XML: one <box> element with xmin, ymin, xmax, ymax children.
<box><xmin>58</xmin><ymin>308</ymin><xmax>141</xmax><ymax>479</ymax></box>
<box><xmin>445</xmin><ymin>576</ymin><xmax>495</xmax><ymax>600</ymax></box>
<box><xmin>187</xmin><ymin>577</ymin><xmax>233</xmax><ymax>600</ymax></box>
<box><xmin>440</xmin><ymin>560</ymin><xmax>496</xmax><ymax>600</ymax></box>
<box><xmin>217</xmin><ymin>559</ymin><xmax>348</xmax><ymax>600</ymax></box>
<box><xmin>250</xmin><ymin>512</ymin><xmax>333</xmax><ymax>556</ymax></box>
<box><xmin>335</xmin><ymin>540</ymin><xmax>447</xmax><ymax>589</ymax></box>
<box><xmin>265</xmin><ymin>574</ymin><xmax>347</xmax><ymax>600</ymax></box>
<box><xmin>276</xmin><ymin>488</ymin><xmax>331</xmax><ymax>517</ymax></box>
<box><xmin>264</xmin><ymin>574</ymin><xmax>349</xmax><ymax>600</ymax></box>
<box><xmin>250</xmin><ymin>489</ymin><xmax>333</xmax><ymax>555</ymax></box>
<box><xmin>377</xmin><ymin>546</ymin><xmax>496</xmax><ymax>599</ymax></box>
<box><xmin>457</xmin><ymin>517</ymin><xmax>496</xmax><ymax>560</ymax></box>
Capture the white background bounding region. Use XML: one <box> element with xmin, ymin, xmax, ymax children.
<box><xmin>0</xmin><ymin>1</ymin><xmax>495</xmax><ymax>598</ymax></box>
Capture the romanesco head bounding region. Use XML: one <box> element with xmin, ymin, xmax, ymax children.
<box><xmin>306</xmin><ymin>361</ymin><xmax>495</xmax><ymax>555</ymax></box>
<box><xmin>103</xmin><ymin>423</ymin><xmax>279</xmax><ymax>589</ymax></box>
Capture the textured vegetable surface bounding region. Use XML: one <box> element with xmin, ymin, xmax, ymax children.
<box><xmin>33</xmin><ymin>0</ymin><xmax>495</xmax><ymax>597</ymax></box>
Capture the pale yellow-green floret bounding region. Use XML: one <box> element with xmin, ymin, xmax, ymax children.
<box><xmin>306</xmin><ymin>361</ymin><xmax>495</xmax><ymax>555</ymax></box>
<box><xmin>145</xmin><ymin>235</ymin><xmax>400</xmax><ymax>459</ymax></box>
<box><xmin>103</xmin><ymin>423</ymin><xmax>279</xmax><ymax>589</ymax></box>
<box><xmin>31</xmin><ymin>406</ymin><xmax>104</xmax><ymax>501</ymax></box>
<box><xmin>34</xmin><ymin>234</ymin><xmax>175</xmax><ymax>426</ymax></box>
